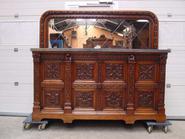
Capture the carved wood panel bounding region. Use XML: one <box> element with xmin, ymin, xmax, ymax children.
<box><xmin>44</xmin><ymin>62</ymin><xmax>60</xmax><ymax>79</ymax></box>
<box><xmin>43</xmin><ymin>88</ymin><xmax>62</xmax><ymax>108</ymax></box>
<box><xmin>105</xmin><ymin>63</ymin><xmax>124</xmax><ymax>80</ymax></box>
<box><xmin>138</xmin><ymin>64</ymin><xmax>155</xmax><ymax>80</ymax></box>
<box><xmin>76</xmin><ymin>63</ymin><xmax>95</xmax><ymax>80</ymax></box>
<box><xmin>136</xmin><ymin>90</ymin><xmax>154</xmax><ymax>108</ymax></box>
<box><xmin>105</xmin><ymin>91</ymin><xmax>123</xmax><ymax>108</ymax></box>
<box><xmin>75</xmin><ymin>92</ymin><xmax>94</xmax><ymax>108</ymax></box>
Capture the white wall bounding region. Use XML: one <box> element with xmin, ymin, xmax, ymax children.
<box><xmin>0</xmin><ymin>0</ymin><xmax>185</xmax><ymax>118</ymax></box>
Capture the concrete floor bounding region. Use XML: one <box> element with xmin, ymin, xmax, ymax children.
<box><xmin>0</xmin><ymin>116</ymin><xmax>185</xmax><ymax>139</ymax></box>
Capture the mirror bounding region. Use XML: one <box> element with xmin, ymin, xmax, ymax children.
<box><xmin>48</xmin><ymin>18</ymin><xmax>149</xmax><ymax>49</ymax></box>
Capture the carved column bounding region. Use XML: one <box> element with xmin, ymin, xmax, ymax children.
<box><xmin>32</xmin><ymin>52</ymin><xmax>41</xmax><ymax>113</ymax></box>
<box><xmin>96</xmin><ymin>61</ymin><xmax>103</xmax><ymax>111</ymax></box>
<box><xmin>158</xmin><ymin>54</ymin><xmax>167</xmax><ymax>114</ymax></box>
<box><xmin>126</xmin><ymin>55</ymin><xmax>135</xmax><ymax>115</ymax></box>
<box><xmin>64</xmin><ymin>53</ymin><xmax>72</xmax><ymax>113</ymax></box>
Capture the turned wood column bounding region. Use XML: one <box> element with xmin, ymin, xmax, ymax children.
<box><xmin>32</xmin><ymin>52</ymin><xmax>41</xmax><ymax>113</ymax></box>
<box><xmin>64</xmin><ymin>53</ymin><xmax>72</xmax><ymax>113</ymax></box>
<box><xmin>126</xmin><ymin>55</ymin><xmax>136</xmax><ymax>115</ymax></box>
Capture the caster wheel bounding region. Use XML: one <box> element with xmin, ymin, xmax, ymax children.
<box><xmin>38</xmin><ymin>124</ymin><xmax>46</xmax><ymax>130</ymax></box>
<box><xmin>23</xmin><ymin>123</ymin><xmax>31</xmax><ymax>129</ymax></box>
<box><xmin>147</xmin><ymin>126</ymin><xmax>153</xmax><ymax>133</ymax></box>
<box><xmin>163</xmin><ymin>126</ymin><xmax>168</xmax><ymax>133</ymax></box>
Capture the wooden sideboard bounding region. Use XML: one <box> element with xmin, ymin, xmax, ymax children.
<box><xmin>31</xmin><ymin>10</ymin><xmax>170</xmax><ymax>124</ymax></box>
<box><xmin>31</xmin><ymin>48</ymin><xmax>170</xmax><ymax>124</ymax></box>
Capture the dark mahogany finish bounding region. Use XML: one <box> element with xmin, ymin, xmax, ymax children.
<box><xmin>31</xmin><ymin>11</ymin><xmax>170</xmax><ymax>124</ymax></box>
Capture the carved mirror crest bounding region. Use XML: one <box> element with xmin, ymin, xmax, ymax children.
<box><xmin>40</xmin><ymin>11</ymin><xmax>158</xmax><ymax>49</ymax></box>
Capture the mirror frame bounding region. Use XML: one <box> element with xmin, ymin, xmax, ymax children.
<box><xmin>40</xmin><ymin>10</ymin><xmax>158</xmax><ymax>49</ymax></box>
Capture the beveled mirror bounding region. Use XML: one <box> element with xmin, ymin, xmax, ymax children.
<box><xmin>40</xmin><ymin>11</ymin><xmax>158</xmax><ymax>49</ymax></box>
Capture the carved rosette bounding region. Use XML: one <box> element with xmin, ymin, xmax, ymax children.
<box><xmin>44</xmin><ymin>89</ymin><xmax>60</xmax><ymax>107</ymax></box>
<box><xmin>138</xmin><ymin>91</ymin><xmax>153</xmax><ymax>107</ymax></box>
<box><xmin>45</xmin><ymin>63</ymin><xmax>60</xmax><ymax>79</ymax></box>
<box><xmin>105</xmin><ymin>92</ymin><xmax>122</xmax><ymax>108</ymax></box>
<box><xmin>138</xmin><ymin>64</ymin><xmax>155</xmax><ymax>80</ymax></box>
<box><xmin>106</xmin><ymin>63</ymin><xmax>123</xmax><ymax>80</ymax></box>
<box><xmin>75</xmin><ymin>92</ymin><xmax>93</xmax><ymax>108</ymax></box>
<box><xmin>76</xmin><ymin>63</ymin><xmax>94</xmax><ymax>80</ymax></box>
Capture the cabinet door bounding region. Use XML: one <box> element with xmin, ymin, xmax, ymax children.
<box><xmin>41</xmin><ymin>61</ymin><xmax>65</xmax><ymax>111</ymax></box>
<box><xmin>101</xmin><ymin>61</ymin><xmax>127</xmax><ymax>111</ymax></box>
<box><xmin>72</xmin><ymin>61</ymin><xmax>98</xmax><ymax>111</ymax></box>
<box><xmin>135</xmin><ymin>62</ymin><xmax>159</xmax><ymax>113</ymax></box>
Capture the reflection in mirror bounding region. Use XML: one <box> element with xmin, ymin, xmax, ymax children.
<box><xmin>48</xmin><ymin>18</ymin><xmax>149</xmax><ymax>49</ymax></box>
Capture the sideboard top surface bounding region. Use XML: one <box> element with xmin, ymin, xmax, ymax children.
<box><xmin>31</xmin><ymin>48</ymin><xmax>170</xmax><ymax>53</ymax></box>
